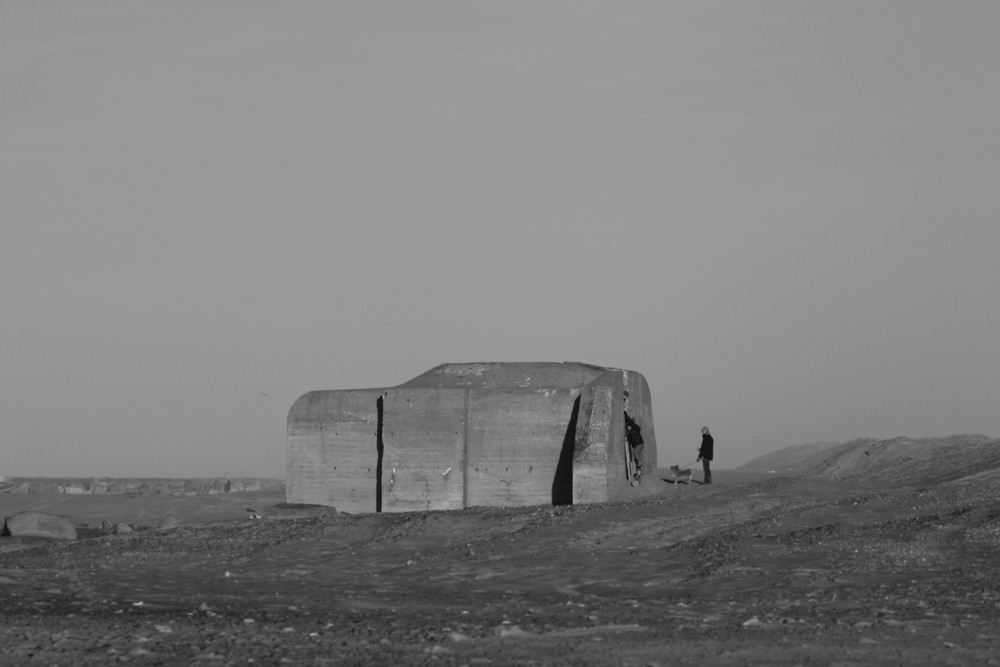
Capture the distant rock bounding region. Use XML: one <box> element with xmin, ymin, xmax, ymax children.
<box><xmin>0</xmin><ymin>477</ymin><xmax>284</xmax><ymax>497</ymax></box>
<box><xmin>157</xmin><ymin>515</ymin><xmax>179</xmax><ymax>530</ymax></box>
<box><xmin>183</xmin><ymin>480</ymin><xmax>208</xmax><ymax>495</ymax></box>
<box><xmin>265</xmin><ymin>503</ymin><xmax>339</xmax><ymax>518</ymax></box>
<box><xmin>2</xmin><ymin>511</ymin><xmax>78</xmax><ymax>540</ymax></box>
<box><xmin>113</xmin><ymin>523</ymin><xmax>133</xmax><ymax>535</ymax></box>
<box><xmin>0</xmin><ymin>479</ymin><xmax>27</xmax><ymax>494</ymax></box>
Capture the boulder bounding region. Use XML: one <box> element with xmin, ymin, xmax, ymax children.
<box><xmin>113</xmin><ymin>522</ymin><xmax>133</xmax><ymax>534</ymax></box>
<box><xmin>2</xmin><ymin>511</ymin><xmax>78</xmax><ymax>540</ymax></box>
<box><xmin>157</xmin><ymin>515</ymin><xmax>178</xmax><ymax>530</ymax></box>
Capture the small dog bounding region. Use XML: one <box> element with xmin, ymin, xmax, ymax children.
<box><xmin>669</xmin><ymin>465</ymin><xmax>692</xmax><ymax>485</ymax></box>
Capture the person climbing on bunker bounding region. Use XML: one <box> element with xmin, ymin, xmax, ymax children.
<box><xmin>697</xmin><ymin>426</ymin><xmax>714</xmax><ymax>484</ymax></box>
<box><xmin>624</xmin><ymin>411</ymin><xmax>645</xmax><ymax>481</ymax></box>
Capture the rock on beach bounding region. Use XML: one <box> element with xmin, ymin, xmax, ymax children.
<box><xmin>2</xmin><ymin>511</ymin><xmax>78</xmax><ymax>540</ymax></box>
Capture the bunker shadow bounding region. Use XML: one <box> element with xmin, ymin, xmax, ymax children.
<box><xmin>551</xmin><ymin>395</ymin><xmax>580</xmax><ymax>506</ymax></box>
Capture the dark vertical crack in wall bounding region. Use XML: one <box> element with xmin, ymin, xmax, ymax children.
<box><xmin>376</xmin><ymin>395</ymin><xmax>384</xmax><ymax>513</ymax></box>
<box><xmin>462</xmin><ymin>389</ymin><xmax>470</xmax><ymax>510</ymax></box>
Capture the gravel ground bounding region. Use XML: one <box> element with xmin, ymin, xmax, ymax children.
<box><xmin>4</xmin><ymin>471</ymin><xmax>1000</xmax><ymax>665</ymax></box>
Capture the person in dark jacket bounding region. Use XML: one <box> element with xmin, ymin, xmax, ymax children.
<box><xmin>697</xmin><ymin>427</ymin><xmax>714</xmax><ymax>484</ymax></box>
<box><xmin>624</xmin><ymin>412</ymin><xmax>645</xmax><ymax>479</ymax></box>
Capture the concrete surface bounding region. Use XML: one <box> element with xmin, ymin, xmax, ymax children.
<box><xmin>287</xmin><ymin>362</ymin><xmax>657</xmax><ymax>512</ymax></box>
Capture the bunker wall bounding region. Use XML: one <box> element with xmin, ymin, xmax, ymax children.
<box><xmin>623</xmin><ymin>370</ymin><xmax>656</xmax><ymax>472</ymax></box>
<box><xmin>572</xmin><ymin>374</ymin><xmax>620</xmax><ymax>504</ymax></box>
<box><xmin>380</xmin><ymin>388</ymin><xmax>466</xmax><ymax>512</ymax></box>
<box><xmin>286</xmin><ymin>389</ymin><xmax>381</xmax><ymax>512</ymax></box>
<box><xmin>286</xmin><ymin>365</ymin><xmax>657</xmax><ymax>512</ymax></box>
<box><xmin>466</xmin><ymin>387</ymin><xmax>580</xmax><ymax>508</ymax></box>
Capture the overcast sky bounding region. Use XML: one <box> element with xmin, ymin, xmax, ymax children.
<box><xmin>3</xmin><ymin>2</ymin><xmax>998</xmax><ymax>477</ymax></box>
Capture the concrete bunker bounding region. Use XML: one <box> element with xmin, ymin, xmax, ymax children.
<box><xmin>286</xmin><ymin>362</ymin><xmax>656</xmax><ymax>513</ymax></box>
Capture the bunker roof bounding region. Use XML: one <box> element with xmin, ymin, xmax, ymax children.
<box><xmin>399</xmin><ymin>362</ymin><xmax>615</xmax><ymax>390</ymax></box>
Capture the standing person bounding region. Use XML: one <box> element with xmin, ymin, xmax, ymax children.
<box><xmin>697</xmin><ymin>427</ymin><xmax>714</xmax><ymax>484</ymax></box>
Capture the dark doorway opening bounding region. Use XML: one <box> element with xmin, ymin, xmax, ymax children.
<box><xmin>552</xmin><ymin>395</ymin><xmax>580</xmax><ymax>505</ymax></box>
<box><xmin>376</xmin><ymin>395</ymin><xmax>384</xmax><ymax>513</ymax></box>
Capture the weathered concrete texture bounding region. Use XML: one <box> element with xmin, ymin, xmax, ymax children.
<box><xmin>287</xmin><ymin>362</ymin><xmax>656</xmax><ymax>513</ymax></box>
<box><xmin>466</xmin><ymin>387</ymin><xmax>579</xmax><ymax>508</ymax></box>
<box><xmin>382</xmin><ymin>388</ymin><xmax>466</xmax><ymax>512</ymax></box>
<box><xmin>2</xmin><ymin>511</ymin><xmax>77</xmax><ymax>539</ymax></box>
<box><xmin>287</xmin><ymin>389</ymin><xmax>381</xmax><ymax>511</ymax></box>
<box><xmin>574</xmin><ymin>378</ymin><xmax>618</xmax><ymax>504</ymax></box>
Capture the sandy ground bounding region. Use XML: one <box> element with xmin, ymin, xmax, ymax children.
<box><xmin>3</xmin><ymin>467</ymin><xmax>1000</xmax><ymax>665</ymax></box>
<box><xmin>0</xmin><ymin>486</ymin><xmax>288</xmax><ymax>531</ymax></box>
